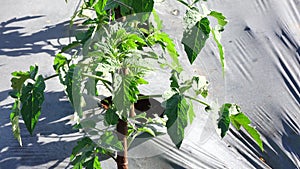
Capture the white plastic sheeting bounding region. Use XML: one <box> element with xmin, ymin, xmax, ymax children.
<box><xmin>0</xmin><ymin>0</ymin><xmax>299</xmax><ymax>168</ymax></box>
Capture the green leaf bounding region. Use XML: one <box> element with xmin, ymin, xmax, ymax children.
<box><xmin>104</xmin><ymin>108</ymin><xmax>119</xmax><ymax>126</ymax></box>
<box><xmin>209</xmin><ymin>11</ymin><xmax>228</xmax><ymax>27</ymax></box>
<box><xmin>164</xmin><ymin>94</ymin><xmax>189</xmax><ymax>148</ymax></box>
<box><xmin>29</xmin><ymin>65</ymin><xmax>38</xmax><ymax>80</ymax></box>
<box><xmin>53</xmin><ymin>53</ymin><xmax>68</xmax><ymax>73</ymax></box>
<box><xmin>208</xmin><ymin>11</ymin><xmax>227</xmax><ymax>75</ymax></box>
<box><xmin>84</xmin><ymin>156</ymin><xmax>102</xmax><ymax>169</ymax></box>
<box><xmin>113</xmin><ymin>74</ymin><xmax>140</xmax><ymax>119</ymax></box>
<box><xmin>20</xmin><ymin>75</ymin><xmax>45</xmax><ymax>135</ymax></box>
<box><xmin>99</xmin><ymin>131</ymin><xmax>123</xmax><ymax>151</ymax></box>
<box><xmin>120</xmin><ymin>0</ymin><xmax>154</xmax><ymax>22</ymax></box>
<box><xmin>138</xmin><ymin>126</ymin><xmax>156</xmax><ymax>137</ymax></box>
<box><xmin>217</xmin><ymin>103</ymin><xmax>231</xmax><ymax>138</ymax></box>
<box><xmin>152</xmin><ymin>10</ymin><xmax>163</xmax><ymax>30</ymax></box>
<box><xmin>64</xmin><ymin>64</ymin><xmax>83</xmax><ymax>117</ymax></box>
<box><xmin>212</xmin><ymin>26</ymin><xmax>225</xmax><ymax>75</ymax></box>
<box><xmin>61</xmin><ymin>41</ymin><xmax>81</xmax><ymax>53</ymax></box>
<box><xmin>71</xmin><ymin>137</ymin><xmax>94</xmax><ymax>159</ymax></box>
<box><xmin>192</xmin><ymin>76</ymin><xmax>208</xmax><ymax>98</ymax></box>
<box><xmin>170</xmin><ymin>71</ymin><xmax>180</xmax><ymax>89</ymax></box>
<box><xmin>70</xmin><ymin>137</ymin><xmax>103</xmax><ymax>169</ymax></box>
<box><xmin>11</xmin><ymin>65</ymin><xmax>38</xmax><ymax>91</ymax></box>
<box><xmin>182</xmin><ymin>16</ymin><xmax>211</xmax><ymax>64</ymax></box>
<box><xmin>10</xmin><ymin>101</ymin><xmax>22</xmax><ymax>146</ymax></box>
<box><xmin>94</xmin><ymin>0</ymin><xmax>108</xmax><ymax>16</ymax></box>
<box><xmin>230</xmin><ymin>113</ymin><xmax>264</xmax><ymax>151</ymax></box>
<box><xmin>153</xmin><ymin>32</ymin><xmax>182</xmax><ymax>72</ymax></box>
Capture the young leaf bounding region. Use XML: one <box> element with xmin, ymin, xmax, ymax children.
<box><xmin>53</xmin><ymin>53</ymin><xmax>68</xmax><ymax>73</ymax></box>
<box><xmin>217</xmin><ymin>103</ymin><xmax>231</xmax><ymax>138</ymax></box>
<box><xmin>20</xmin><ymin>75</ymin><xmax>45</xmax><ymax>135</ymax></box>
<box><xmin>164</xmin><ymin>94</ymin><xmax>189</xmax><ymax>148</ymax></box>
<box><xmin>182</xmin><ymin>16</ymin><xmax>211</xmax><ymax>64</ymax></box>
<box><xmin>230</xmin><ymin>113</ymin><xmax>264</xmax><ymax>151</ymax></box>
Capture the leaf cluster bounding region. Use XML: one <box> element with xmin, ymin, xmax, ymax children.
<box><xmin>7</xmin><ymin>0</ymin><xmax>264</xmax><ymax>168</ymax></box>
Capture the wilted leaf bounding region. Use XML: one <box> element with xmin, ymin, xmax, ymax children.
<box><xmin>10</xmin><ymin>101</ymin><xmax>22</xmax><ymax>146</ymax></box>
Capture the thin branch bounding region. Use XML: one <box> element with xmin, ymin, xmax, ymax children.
<box><xmin>44</xmin><ymin>74</ymin><xmax>59</xmax><ymax>81</ymax></box>
<box><xmin>184</xmin><ymin>95</ymin><xmax>210</xmax><ymax>107</ymax></box>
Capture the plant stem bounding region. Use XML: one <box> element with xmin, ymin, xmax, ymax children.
<box><xmin>116</xmin><ymin>68</ymin><xmax>130</xmax><ymax>169</ymax></box>
<box><xmin>116</xmin><ymin>119</ymin><xmax>128</xmax><ymax>169</ymax></box>
<box><xmin>82</xmin><ymin>73</ymin><xmax>110</xmax><ymax>83</ymax></box>
<box><xmin>44</xmin><ymin>74</ymin><xmax>59</xmax><ymax>81</ymax></box>
<box><xmin>184</xmin><ymin>95</ymin><xmax>210</xmax><ymax>107</ymax></box>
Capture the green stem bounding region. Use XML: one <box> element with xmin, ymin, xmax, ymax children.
<box><xmin>184</xmin><ymin>95</ymin><xmax>210</xmax><ymax>107</ymax></box>
<box><xmin>44</xmin><ymin>74</ymin><xmax>59</xmax><ymax>81</ymax></box>
<box><xmin>82</xmin><ymin>73</ymin><xmax>108</xmax><ymax>82</ymax></box>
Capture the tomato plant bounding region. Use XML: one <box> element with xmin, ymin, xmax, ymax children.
<box><xmin>8</xmin><ymin>0</ymin><xmax>263</xmax><ymax>168</ymax></box>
